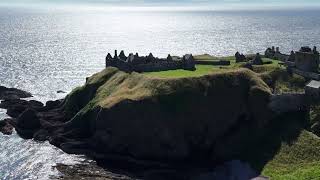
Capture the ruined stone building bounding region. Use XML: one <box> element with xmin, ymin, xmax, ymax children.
<box><xmin>265</xmin><ymin>46</ymin><xmax>290</xmax><ymax>62</ymax></box>
<box><xmin>265</xmin><ymin>46</ymin><xmax>319</xmax><ymax>73</ymax></box>
<box><xmin>294</xmin><ymin>46</ymin><xmax>319</xmax><ymax>72</ymax></box>
<box><xmin>105</xmin><ymin>50</ymin><xmax>196</xmax><ymax>72</ymax></box>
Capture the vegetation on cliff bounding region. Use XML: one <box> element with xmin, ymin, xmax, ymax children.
<box><xmin>60</xmin><ymin>67</ymin><xmax>272</xmax><ymax>164</ymax></box>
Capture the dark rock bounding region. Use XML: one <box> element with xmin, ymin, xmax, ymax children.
<box><xmin>49</xmin><ymin>135</ymin><xmax>70</xmax><ymax>147</ymax></box>
<box><xmin>60</xmin><ymin>141</ymin><xmax>90</xmax><ymax>154</ymax></box>
<box><xmin>193</xmin><ymin>160</ymin><xmax>260</xmax><ymax>180</ymax></box>
<box><xmin>6</xmin><ymin>103</ymin><xmax>29</xmax><ymax>118</ymax></box>
<box><xmin>0</xmin><ymin>119</ymin><xmax>14</xmax><ymax>135</ymax></box>
<box><xmin>57</xmin><ymin>90</ymin><xmax>66</xmax><ymax>94</ymax></box>
<box><xmin>45</xmin><ymin>100</ymin><xmax>62</xmax><ymax>110</ymax></box>
<box><xmin>2</xmin><ymin>94</ymin><xmax>20</xmax><ymax>101</ymax></box>
<box><xmin>17</xmin><ymin>109</ymin><xmax>40</xmax><ymax>131</ymax></box>
<box><xmin>33</xmin><ymin>129</ymin><xmax>50</xmax><ymax>141</ymax></box>
<box><xmin>0</xmin><ymin>86</ymin><xmax>32</xmax><ymax>100</ymax></box>
<box><xmin>0</xmin><ymin>99</ymin><xmax>44</xmax><ymax>118</ymax></box>
<box><xmin>29</xmin><ymin>100</ymin><xmax>44</xmax><ymax>108</ymax></box>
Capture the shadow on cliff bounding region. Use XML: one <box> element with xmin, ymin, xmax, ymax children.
<box><xmin>238</xmin><ymin>110</ymin><xmax>308</xmax><ymax>174</ymax></box>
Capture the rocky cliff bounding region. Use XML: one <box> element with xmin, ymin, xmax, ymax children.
<box><xmin>0</xmin><ymin>67</ymin><xmax>274</xmax><ymax>167</ymax></box>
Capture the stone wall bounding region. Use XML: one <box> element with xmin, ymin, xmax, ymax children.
<box><xmin>265</xmin><ymin>47</ymin><xmax>289</xmax><ymax>61</ymax></box>
<box><xmin>295</xmin><ymin>49</ymin><xmax>319</xmax><ymax>72</ymax></box>
<box><xmin>105</xmin><ymin>50</ymin><xmax>196</xmax><ymax>72</ymax></box>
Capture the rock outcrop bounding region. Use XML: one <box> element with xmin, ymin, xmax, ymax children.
<box><xmin>0</xmin><ymin>67</ymin><xmax>275</xmax><ymax>169</ymax></box>
<box><xmin>0</xmin><ymin>86</ymin><xmax>32</xmax><ymax>100</ymax></box>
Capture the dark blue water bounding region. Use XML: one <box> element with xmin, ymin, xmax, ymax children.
<box><xmin>0</xmin><ymin>5</ymin><xmax>320</xmax><ymax>179</ymax></box>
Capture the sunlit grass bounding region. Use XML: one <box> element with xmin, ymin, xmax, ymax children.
<box><xmin>143</xmin><ymin>65</ymin><xmax>235</xmax><ymax>78</ymax></box>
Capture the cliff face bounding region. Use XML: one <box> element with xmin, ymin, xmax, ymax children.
<box><xmin>55</xmin><ymin>67</ymin><xmax>272</xmax><ymax>162</ymax></box>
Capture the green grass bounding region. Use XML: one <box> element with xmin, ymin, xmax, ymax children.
<box><xmin>144</xmin><ymin>65</ymin><xmax>234</xmax><ymax>78</ymax></box>
<box><xmin>262</xmin><ymin>130</ymin><xmax>320</xmax><ymax>180</ymax></box>
<box><xmin>144</xmin><ymin>56</ymin><xmax>284</xmax><ymax>79</ymax></box>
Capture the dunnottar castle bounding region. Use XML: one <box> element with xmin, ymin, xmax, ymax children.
<box><xmin>105</xmin><ymin>50</ymin><xmax>196</xmax><ymax>72</ymax></box>
<box><xmin>265</xmin><ymin>46</ymin><xmax>319</xmax><ymax>73</ymax></box>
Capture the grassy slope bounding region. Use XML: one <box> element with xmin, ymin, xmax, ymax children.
<box><xmin>262</xmin><ymin>130</ymin><xmax>320</xmax><ymax>179</ymax></box>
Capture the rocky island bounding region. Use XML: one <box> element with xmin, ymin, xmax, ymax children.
<box><xmin>1</xmin><ymin>48</ymin><xmax>320</xmax><ymax>179</ymax></box>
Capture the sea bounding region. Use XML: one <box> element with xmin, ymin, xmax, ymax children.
<box><xmin>0</xmin><ymin>5</ymin><xmax>320</xmax><ymax>179</ymax></box>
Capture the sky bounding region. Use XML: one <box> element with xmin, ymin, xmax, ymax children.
<box><xmin>1</xmin><ymin>0</ymin><xmax>319</xmax><ymax>9</ymax></box>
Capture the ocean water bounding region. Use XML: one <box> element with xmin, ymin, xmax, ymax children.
<box><xmin>0</xmin><ymin>5</ymin><xmax>320</xmax><ymax>179</ymax></box>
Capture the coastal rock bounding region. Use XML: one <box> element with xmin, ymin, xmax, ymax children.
<box><xmin>0</xmin><ymin>86</ymin><xmax>32</xmax><ymax>100</ymax></box>
<box><xmin>33</xmin><ymin>129</ymin><xmax>50</xmax><ymax>141</ymax></box>
<box><xmin>45</xmin><ymin>100</ymin><xmax>62</xmax><ymax>110</ymax></box>
<box><xmin>16</xmin><ymin>109</ymin><xmax>41</xmax><ymax>138</ymax></box>
<box><xmin>0</xmin><ymin>99</ymin><xmax>44</xmax><ymax>118</ymax></box>
<box><xmin>0</xmin><ymin>118</ymin><xmax>14</xmax><ymax>135</ymax></box>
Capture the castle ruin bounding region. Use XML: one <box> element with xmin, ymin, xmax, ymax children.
<box><xmin>294</xmin><ymin>46</ymin><xmax>319</xmax><ymax>72</ymax></box>
<box><xmin>265</xmin><ymin>46</ymin><xmax>319</xmax><ymax>73</ymax></box>
<box><xmin>105</xmin><ymin>50</ymin><xmax>196</xmax><ymax>72</ymax></box>
<box><xmin>265</xmin><ymin>46</ymin><xmax>291</xmax><ymax>62</ymax></box>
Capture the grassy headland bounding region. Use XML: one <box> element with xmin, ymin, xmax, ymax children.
<box><xmin>60</xmin><ymin>54</ymin><xmax>318</xmax><ymax>179</ymax></box>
